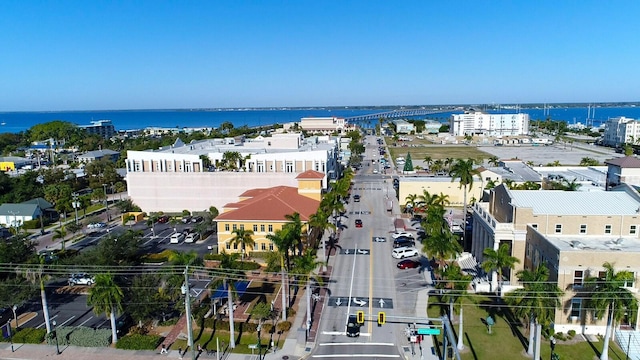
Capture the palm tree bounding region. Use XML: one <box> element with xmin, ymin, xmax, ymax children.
<box><xmin>87</xmin><ymin>273</ymin><xmax>124</xmax><ymax>344</ymax></box>
<box><xmin>488</xmin><ymin>156</ymin><xmax>500</xmax><ymax>167</ymax></box>
<box><xmin>20</xmin><ymin>259</ymin><xmax>52</xmax><ymax>334</ymax></box>
<box><xmin>52</xmin><ymin>226</ymin><xmax>67</xmax><ymax>251</ymax></box>
<box><xmin>284</xmin><ymin>212</ymin><xmax>304</xmax><ymax>255</ymax></box>
<box><xmin>292</xmin><ymin>249</ymin><xmax>326</xmax><ymax>333</ymax></box>
<box><xmin>585</xmin><ymin>262</ymin><xmax>638</xmax><ymax>360</ymax></box>
<box><xmin>438</xmin><ymin>264</ymin><xmax>473</xmax><ymax>350</ymax></box>
<box><xmin>404</xmin><ymin>193</ymin><xmax>419</xmax><ymax>214</ymax></box>
<box><xmin>481</xmin><ymin>243</ymin><xmax>520</xmax><ymax>292</ymax></box>
<box><xmin>505</xmin><ymin>263</ymin><xmax>563</xmax><ymax>356</ymax></box>
<box><xmin>231</xmin><ymin>228</ymin><xmax>255</xmax><ymax>261</ymax></box>
<box><xmin>423</xmin><ymin>156</ymin><xmax>433</xmax><ymax>171</ymax></box>
<box><xmin>267</xmin><ymin>229</ymin><xmax>293</xmax><ymax>320</ymax></box>
<box><xmin>449</xmin><ymin>158</ymin><xmax>480</xmax><ymax>248</ymax></box>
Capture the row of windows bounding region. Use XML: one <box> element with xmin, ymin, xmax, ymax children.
<box><xmin>531</xmin><ymin>223</ymin><xmax>637</xmax><ymax>235</ymax></box>
<box><xmin>226</xmin><ymin>242</ymin><xmax>274</xmax><ymax>251</ymax></box>
<box><xmin>573</xmin><ymin>270</ymin><xmax>635</xmax><ymax>288</ymax></box>
<box><xmin>224</xmin><ymin>224</ymin><xmax>274</xmax><ymax>232</ymax></box>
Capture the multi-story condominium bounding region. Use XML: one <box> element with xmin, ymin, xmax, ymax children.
<box><xmin>605</xmin><ymin>156</ymin><xmax>640</xmax><ymax>189</ymax></box>
<box><xmin>471</xmin><ymin>184</ymin><xmax>640</xmax><ymax>335</ymax></box>
<box><xmin>449</xmin><ymin>111</ymin><xmax>529</xmax><ymax>137</ymax></box>
<box><xmin>79</xmin><ymin>120</ymin><xmax>116</xmax><ymax>139</ymax></box>
<box><xmin>298</xmin><ymin>116</ymin><xmax>355</xmax><ymax>135</ymax></box>
<box><xmin>125</xmin><ymin>133</ymin><xmax>338</xmax><ymax>213</ymax></box>
<box><xmin>602</xmin><ymin>117</ymin><xmax>640</xmax><ymax>148</ymax></box>
<box><xmin>215</xmin><ymin>170</ymin><xmax>323</xmax><ymax>254</ymax></box>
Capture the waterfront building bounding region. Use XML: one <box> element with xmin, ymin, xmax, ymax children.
<box><xmin>602</xmin><ymin>116</ymin><xmax>640</xmax><ymax>148</ymax></box>
<box><xmin>215</xmin><ymin>171</ymin><xmax>322</xmax><ymax>254</ymax></box>
<box><xmin>471</xmin><ymin>184</ymin><xmax>640</xmax><ymax>335</ymax></box>
<box><xmin>449</xmin><ymin>111</ymin><xmax>529</xmax><ymax>137</ymax></box>
<box><xmin>393</xmin><ymin>120</ymin><xmax>415</xmax><ymax>134</ymax></box>
<box><xmin>79</xmin><ymin>120</ymin><xmax>116</xmax><ymax>139</ymax></box>
<box><xmin>298</xmin><ymin>116</ymin><xmax>355</xmax><ymax>135</ymax></box>
<box><xmin>125</xmin><ymin>133</ymin><xmax>338</xmax><ymax>213</ymax></box>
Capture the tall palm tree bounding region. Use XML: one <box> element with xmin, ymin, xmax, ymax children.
<box><xmin>292</xmin><ymin>249</ymin><xmax>326</xmax><ymax>333</ymax></box>
<box><xmin>423</xmin><ymin>155</ymin><xmax>433</xmax><ymax>171</ymax></box>
<box><xmin>87</xmin><ymin>273</ymin><xmax>124</xmax><ymax>344</ymax></box>
<box><xmin>450</xmin><ymin>158</ymin><xmax>480</xmax><ymax>248</ymax></box>
<box><xmin>267</xmin><ymin>229</ymin><xmax>293</xmax><ymax>320</ymax></box>
<box><xmin>487</xmin><ymin>156</ymin><xmax>500</xmax><ymax>167</ymax></box>
<box><xmin>438</xmin><ymin>264</ymin><xmax>473</xmax><ymax>350</ymax></box>
<box><xmin>481</xmin><ymin>243</ymin><xmax>520</xmax><ymax>292</ymax></box>
<box><xmin>231</xmin><ymin>228</ymin><xmax>255</xmax><ymax>261</ymax></box>
<box><xmin>52</xmin><ymin>226</ymin><xmax>67</xmax><ymax>251</ymax></box>
<box><xmin>21</xmin><ymin>259</ymin><xmax>52</xmax><ymax>334</ymax></box>
<box><xmin>404</xmin><ymin>193</ymin><xmax>419</xmax><ymax>214</ymax></box>
<box><xmin>505</xmin><ymin>263</ymin><xmax>563</xmax><ymax>356</ymax></box>
<box><xmin>585</xmin><ymin>262</ymin><xmax>638</xmax><ymax>360</ymax></box>
<box><xmin>284</xmin><ymin>212</ymin><xmax>304</xmax><ymax>255</ymax></box>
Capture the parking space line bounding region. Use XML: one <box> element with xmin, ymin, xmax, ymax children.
<box><xmin>78</xmin><ymin>316</ymin><xmax>94</xmax><ymax>327</ymax></box>
<box><xmin>59</xmin><ymin>315</ymin><xmax>76</xmax><ymax>326</ymax></box>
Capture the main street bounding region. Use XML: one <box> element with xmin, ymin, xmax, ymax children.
<box><xmin>310</xmin><ymin>136</ymin><xmax>438</xmax><ymax>360</ymax></box>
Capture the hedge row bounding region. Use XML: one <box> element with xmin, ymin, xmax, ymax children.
<box><xmin>49</xmin><ymin>326</ymin><xmax>112</xmax><ymax>347</ymax></box>
<box><xmin>115</xmin><ymin>334</ymin><xmax>163</xmax><ymax>350</ymax></box>
<box><xmin>0</xmin><ymin>328</ymin><xmax>47</xmax><ymax>343</ymax></box>
<box><xmin>200</xmin><ymin>319</ymin><xmax>292</xmax><ymax>334</ymax></box>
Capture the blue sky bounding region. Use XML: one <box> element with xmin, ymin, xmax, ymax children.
<box><xmin>1</xmin><ymin>1</ymin><xmax>638</xmax><ymax>111</ymax></box>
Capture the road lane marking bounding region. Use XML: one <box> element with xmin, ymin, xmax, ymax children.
<box><xmin>78</xmin><ymin>316</ymin><xmax>94</xmax><ymax>327</ymax></box>
<box><xmin>346</xmin><ymin>243</ymin><xmax>358</xmax><ymax>324</ymax></box>
<box><xmin>368</xmin><ymin>226</ymin><xmax>374</xmax><ymax>335</ymax></box>
<box><xmin>59</xmin><ymin>316</ymin><xmax>75</xmax><ymax>326</ymax></box>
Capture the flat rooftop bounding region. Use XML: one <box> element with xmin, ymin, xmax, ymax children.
<box><xmin>546</xmin><ymin>235</ymin><xmax>640</xmax><ymax>253</ymax></box>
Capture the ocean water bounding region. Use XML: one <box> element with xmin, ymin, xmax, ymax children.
<box><xmin>1</xmin><ymin>106</ymin><xmax>639</xmax><ymax>134</ymax></box>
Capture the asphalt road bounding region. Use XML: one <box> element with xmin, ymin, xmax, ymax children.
<box><xmin>311</xmin><ymin>135</ymin><xmax>436</xmax><ymax>359</ymax></box>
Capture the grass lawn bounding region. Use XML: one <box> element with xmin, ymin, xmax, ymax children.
<box><xmin>170</xmin><ymin>328</ymin><xmax>284</xmax><ymax>354</ymax></box>
<box><xmin>426</xmin><ymin>294</ymin><xmax>627</xmax><ymax>360</ymax></box>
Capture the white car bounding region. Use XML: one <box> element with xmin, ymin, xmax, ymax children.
<box><xmin>185</xmin><ymin>232</ymin><xmax>200</xmax><ymax>243</ymax></box>
<box><xmin>391</xmin><ymin>247</ymin><xmax>419</xmax><ymax>259</ymax></box>
<box><xmin>391</xmin><ymin>231</ymin><xmax>414</xmax><ymax>239</ymax></box>
<box><xmin>170</xmin><ymin>232</ymin><xmax>185</xmax><ymax>244</ymax></box>
<box><xmin>68</xmin><ymin>273</ymin><xmax>95</xmax><ymax>286</ymax></box>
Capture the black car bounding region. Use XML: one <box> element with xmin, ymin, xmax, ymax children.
<box><xmin>393</xmin><ymin>238</ymin><xmax>415</xmax><ymax>248</ymax></box>
<box><xmin>353</xmin><ymin>194</ymin><xmax>360</xmax><ymax>202</ymax></box>
<box><xmin>346</xmin><ymin>315</ymin><xmax>360</xmax><ymax>337</ymax></box>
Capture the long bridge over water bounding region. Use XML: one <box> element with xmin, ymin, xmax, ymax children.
<box><xmin>345</xmin><ymin>109</ymin><xmax>454</xmax><ymax>123</ymax></box>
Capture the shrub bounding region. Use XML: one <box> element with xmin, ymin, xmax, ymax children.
<box><xmin>201</xmin><ymin>319</ymin><xmax>258</xmax><ymax>333</ymax></box>
<box><xmin>262</xmin><ymin>323</ymin><xmax>274</xmax><ymax>334</ymax></box>
<box><xmin>22</xmin><ymin>219</ymin><xmax>41</xmax><ymax>230</ymax></box>
<box><xmin>286</xmin><ymin>308</ymin><xmax>296</xmax><ymax>318</ymax></box>
<box><xmin>235</xmin><ymin>261</ymin><xmax>261</xmax><ymax>271</ymax></box>
<box><xmin>116</xmin><ymin>334</ymin><xmax>163</xmax><ymax>350</ymax></box>
<box><xmin>10</xmin><ymin>328</ymin><xmax>46</xmax><ymax>343</ymax></box>
<box><xmin>554</xmin><ymin>332</ymin><xmax>566</xmax><ymax>341</ymax></box>
<box><xmin>159</xmin><ymin>318</ymin><xmax>180</xmax><ymax>327</ymax></box>
<box><xmin>50</xmin><ymin>326</ymin><xmax>111</xmax><ymax>347</ymax></box>
<box><xmin>276</xmin><ymin>321</ymin><xmax>292</xmax><ymax>333</ymax></box>
<box><xmin>567</xmin><ymin>329</ymin><xmax>576</xmax><ymax>338</ymax></box>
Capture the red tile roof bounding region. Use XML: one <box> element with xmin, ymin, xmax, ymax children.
<box><xmin>217</xmin><ymin>185</ymin><xmax>320</xmax><ymax>221</ymax></box>
<box><xmin>295</xmin><ymin>170</ymin><xmax>325</xmax><ymax>179</ymax></box>
<box><xmin>605</xmin><ymin>156</ymin><xmax>640</xmax><ymax>168</ymax></box>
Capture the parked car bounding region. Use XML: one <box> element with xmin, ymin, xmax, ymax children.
<box><xmin>185</xmin><ymin>232</ymin><xmax>200</xmax><ymax>243</ymax></box>
<box><xmin>353</xmin><ymin>194</ymin><xmax>360</xmax><ymax>202</ymax></box>
<box><xmin>393</xmin><ymin>238</ymin><xmax>415</xmax><ymax>248</ymax></box>
<box><xmin>391</xmin><ymin>247</ymin><xmax>419</xmax><ymax>259</ymax></box>
<box><xmin>346</xmin><ymin>314</ymin><xmax>360</xmax><ymax>337</ymax></box>
<box><xmin>181</xmin><ymin>216</ymin><xmax>191</xmax><ymax>224</ymax></box>
<box><xmin>170</xmin><ymin>232</ymin><xmax>185</xmax><ymax>244</ymax></box>
<box><xmin>191</xmin><ymin>216</ymin><xmax>204</xmax><ymax>223</ymax></box>
<box><xmin>87</xmin><ymin>222</ymin><xmax>106</xmax><ymax>229</ymax></box>
<box><xmin>391</xmin><ymin>231</ymin><xmax>414</xmax><ymax>239</ymax></box>
<box><xmin>397</xmin><ymin>259</ymin><xmax>421</xmax><ymax>269</ymax></box>
<box><xmin>68</xmin><ymin>273</ymin><xmax>95</xmax><ymax>286</ymax></box>
<box><xmin>355</xmin><ymin>219</ymin><xmax>363</xmax><ymax>228</ymax></box>
<box><xmin>157</xmin><ymin>216</ymin><xmax>169</xmax><ymax>223</ymax></box>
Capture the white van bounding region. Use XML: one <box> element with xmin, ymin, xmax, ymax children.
<box><xmin>185</xmin><ymin>232</ymin><xmax>200</xmax><ymax>243</ymax></box>
<box><xmin>391</xmin><ymin>247</ymin><xmax>419</xmax><ymax>259</ymax></box>
<box><xmin>170</xmin><ymin>232</ymin><xmax>185</xmax><ymax>244</ymax></box>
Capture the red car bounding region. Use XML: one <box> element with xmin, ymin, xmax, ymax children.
<box><xmin>355</xmin><ymin>219</ymin><xmax>363</xmax><ymax>228</ymax></box>
<box><xmin>397</xmin><ymin>259</ymin><xmax>420</xmax><ymax>269</ymax></box>
<box><xmin>157</xmin><ymin>215</ymin><xmax>169</xmax><ymax>223</ymax></box>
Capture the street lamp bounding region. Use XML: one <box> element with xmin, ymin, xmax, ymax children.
<box><xmin>52</xmin><ymin>320</ymin><xmax>60</xmax><ymax>355</ymax></box>
<box><xmin>11</xmin><ymin>305</ymin><xmax>18</xmax><ymax>329</ymax></box>
<box><xmin>72</xmin><ymin>192</ymin><xmax>79</xmax><ymax>225</ymax></box>
<box><xmin>7</xmin><ymin>210</ymin><xmax>20</xmax><ymax>233</ymax></box>
<box><xmin>102</xmin><ymin>184</ymin><xmax>110</xmax><ymax>221</ymax></box>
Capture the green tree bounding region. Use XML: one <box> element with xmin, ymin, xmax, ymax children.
<box><xmin>231</xmin><ymin>228</ymin><xmax>255</xmax><ymax>261</ymax></box>
<box><xmin>52</xmin><ymin>226</ymin><xmax>67</xmax><ymax>251</ymax></box>
<box><xmin>209</xmin><ymin>251</ymin><xmax>245</xmax><ymax>349</ymax></box>
<box><xmin>292</xmin><ymin>249</ymin><xmax>325</xmax><ymax>333</ymax></box>
<box><xmin>585</xmin><ymin>262</ymin><xmax>638</xmax><ymax>360</ymax></box>
<box><xmin>506</xmin><ymin>263</ymin><xmax>563</xmax><ymax>356</ymax></box>
<box><xmin>87</xmin><ymin>273</ymin><xmax>124</xmax><ymax>344</ymax></box>
<box><xmin>450</xmin><ymin>158</ymin><xmax>479</xmax><ymax>247</ymax></box>
<box><xmin>437</xmin><ymin>263</ymin><xmax>473</xmax><ymax>350</ymax></box>
<box><xmin>481</xmin><ymin>243</ymin><xmax>520</xmax><ymax>292</ymax></box>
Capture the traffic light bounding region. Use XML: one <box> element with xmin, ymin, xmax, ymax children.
<box><xmin>377</xmin><ymin>312</ymin><xmax>386</xmax><ymax>326</ymax></box>
<box><xmin>356</xmin><ymin>311</ymin><xmax>365</xmax><ymax>325</ymax></box>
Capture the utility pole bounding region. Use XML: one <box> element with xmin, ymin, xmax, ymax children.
<box><xmin>72</xmin><ymin>193</ymin><xmax>79</xmax><ymax>225</ymax></box>
<box><xmin>184</xmin><ymin>266</ymin><xmax>195</xmax><ymax>360</ymax></box>
<box><xmin>102</xmin><ymin>184</ymin><xmax>110</xmax><ymax>221</ymax></box>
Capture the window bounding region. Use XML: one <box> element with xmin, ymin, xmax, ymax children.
<box><xmin>555</xmin><ymin>224</ymin><xmax>562</xmax><ymax>234</ymax></box>
<box><xmin>580</xmin><ymin>224</ymin><xmax>587</xmax><ymax>234</ymax></box>
<box><xmin>269</xmin><ymin>243</ymin><xmax>274</xmax><ymax>251</ymax></box>
<box><xmin>232</xmin><ymin>224</ymin><xmax>237</xmax><ymax>231</ymax></box>
<box><xmin>573</xmin><ymin>270</ymin><xmax>584</xmax><ymax>287</ymax></box>
<box><xmin>631</xmin><ymin>225</ymin><xmax>637</xmax><ymax>235</ymax></box>
<box><xmin>233</xmin><ymin>243</ymin><xmax>238</xmax><ymax>250</ymax></box>
<box><xmin>268</xmin><ymin>224</ymin><xmax>273</xmax><ymax>232</ymax></box>
<box><xmin>253</xmin><ymin>225</ymin><xmax>258</xmax><ymax>232</ymax></box>
<box><xmin>624</xmin><ymin>273</ymin><xmax>635</xmax><ymax>288</ymax></box>
<box><xmin>285</xmin><ymin>161</ymin><xmax>294</xmax><ymax>173</ymax></box>
<box><xmin>224</xmin><ymin>224</ymin><xmax>230</xmax><ymax>232</ymax></box>
<box><xmin>570</xmin><ymin>298</ymin><xmax>582</xmax><ymax>318</ymax></box>
<box><xmin>261</xmin><ymin>243</ymin><xmax>266</xmax><ymax>251</ymax></box>
<box><xmin>260</xmin><ymin>224</ymin><xmax>265</xmax><ymax>232</ymax></box>
<box><xmin>531</xmin><ymin>224</ymin><xmax>538</xmax><ymax>230</ymax></box>
<box><xmin>240</xmin><ymin>224</ymin><xmax>244</xmax><ymax>230</ymax></box>
<box><xmin>226</xmin><ymin>243</ymin><xmax>231</xmax><ymax>250</ymax></box>
<box><xmin>605</xmin><ymin>225</ymin><xmax>612</xmax><ymax>234</ymax></box>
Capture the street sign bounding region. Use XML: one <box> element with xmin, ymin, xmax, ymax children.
<box><xmin>340</xmin><ymin>249</ymin><xmax>370</xmax><ymax>255</ymax></box>
<box><xmin>417</xmin><ymin>328</ymin><xmax>441</xmax><ymax>335</ymax></box>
